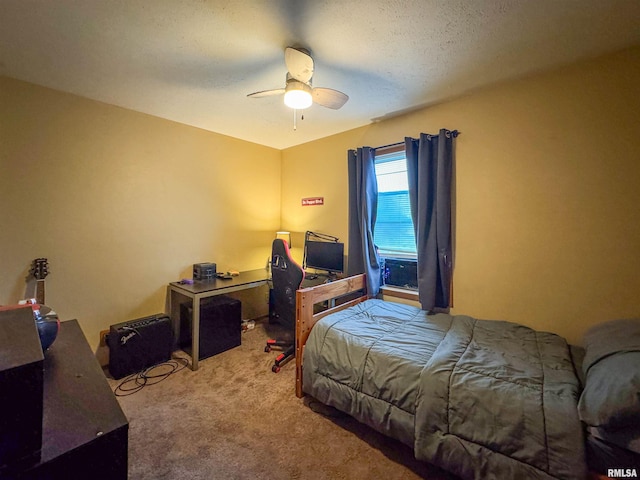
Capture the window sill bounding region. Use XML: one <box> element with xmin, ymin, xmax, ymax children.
<box><xmin>380</xmin><ymin>285</ymin><xmax>419</xmax><ymax>302</ymax></box>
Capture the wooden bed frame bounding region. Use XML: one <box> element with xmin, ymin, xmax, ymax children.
<box><xmin>293</xmin><ymin>275</ymin><xmax>619</xmax><ymax>479</ymax></box>
<box><xmin>294</xmin><ymin>274</ymin><xmax>368</xmax><ymax>398</ymax></box>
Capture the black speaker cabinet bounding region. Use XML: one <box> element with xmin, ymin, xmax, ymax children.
<box><xmin>107</xmin><ymin>314</ymin><xmax>173</xmax><ymax>379</ymax></box>
<box><xmin>179</xmin><ymin>295</ymin><xmax>241</xmax><ymax>360</ymax></box>
<box><xmin>0</xmin><ymin>307</ymin><xmax>44</xmax><ymax>473</ymax></box>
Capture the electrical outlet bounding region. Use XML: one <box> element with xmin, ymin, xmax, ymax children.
<box><xmin>99</xmin><ymin>329</ymin><xmax>109</xmax><ymax>347</ymax></box>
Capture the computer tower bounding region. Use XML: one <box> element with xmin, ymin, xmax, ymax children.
<box><xmin>268</xmin><ymin>288</ymin><xmax>279</xmax><ymax>324</ymax></box>
<box><xmin>179</xmin><ymin>295</ymin><xmax>241</xmax><ymax>360</ymax></box>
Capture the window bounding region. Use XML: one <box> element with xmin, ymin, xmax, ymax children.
<box><xmin>374</xmin><ymin>148</ymin><xmax>416</xmax><ymax>259</ymax></box>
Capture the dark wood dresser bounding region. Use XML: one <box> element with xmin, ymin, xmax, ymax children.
<box><xmin>15</xmin><ymin>319</ymin><xmax>129</xmax><ymax>480</ymax></box>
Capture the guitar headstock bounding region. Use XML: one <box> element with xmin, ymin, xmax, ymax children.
<box><xmin>30</xmin><ymin>258</ymin><xmax>49</xmax><ymax>280</ymax></box>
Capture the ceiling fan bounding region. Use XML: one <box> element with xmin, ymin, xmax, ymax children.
<box><xmin>247</xmin><ymin>47</ymin><xmax>349</xmax><ymax>111</ymax></box>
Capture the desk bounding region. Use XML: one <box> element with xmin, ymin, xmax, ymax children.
<box><xmin>168</xmin><ymin>269</ymin><xmax>268</xmax><ymax>370</ymax></box>
<box><xmin>301</xmin><ymin>273</ymin><xmax>335</xmax><ymax>288</ymax></box>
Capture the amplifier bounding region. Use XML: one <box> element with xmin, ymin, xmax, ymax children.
<box><xmin>193</xmin><ymin>263</ymin><xmax>216</xmax><ymax>280</ymax></box>
<box><xmin>107</xmin><ymin>314</ymin><xmax>173</xmax><ymax>379</ymax></box>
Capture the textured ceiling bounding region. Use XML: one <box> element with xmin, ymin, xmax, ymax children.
<box><xmin>1</xmin><ymin>0</ymin><xmax>640</xmax><ymax>149</ymax></box>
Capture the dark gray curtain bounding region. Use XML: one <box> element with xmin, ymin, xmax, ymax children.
<box><xmin>405</xmin><ymin>129</ymin><xmax>456</xmax><ymax>311</ymax></box>
<box><xmin>347</xmin><ymin>147</ymin><xmax>381</xmax><ymax>296</ymax></box>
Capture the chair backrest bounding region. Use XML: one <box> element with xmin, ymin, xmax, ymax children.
<box><xmin>271</xmin><ymin>238</ymin><xmax>304</xmax><ymax>330</ymax></box>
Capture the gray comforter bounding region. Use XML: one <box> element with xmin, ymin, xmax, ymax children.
<box><xmin>302</xmin><ymin>299</ymin><xmax>586</xmax><ymax>480</ymax></box>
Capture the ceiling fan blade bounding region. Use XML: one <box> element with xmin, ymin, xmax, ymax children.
<box><xmin>312</xmin><ymin>88</ymin><xmax>349</xmax><ymax>109</ymax></box>
<box><xmin>285</xmin><ymin>47</ymin><xmax>314</xmax><ymax>83</ymax></box>
<box><xmin>247</xmin><ymin>88</ymin><xmax>285</xmax><ymax>98</ymax></box>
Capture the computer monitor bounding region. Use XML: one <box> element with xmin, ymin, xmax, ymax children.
<box><xmin>304</xmin><ymin>240</ymin><xmax>344</xmax><ymax>275</ymax></box>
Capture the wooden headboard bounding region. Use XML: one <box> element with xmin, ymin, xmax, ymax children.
<box><xmin>294</xmin><ymin>274</ymin><xmax>368</xmax><ymax>398</ymax></box>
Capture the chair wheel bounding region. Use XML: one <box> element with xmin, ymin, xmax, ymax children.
<box><xmin>264</xmin><ymin>346</ymin><xmax>271</xmax><ymax>353</ymax></box>
<box><xmin>272</xmin><ymin>365</ymin><xmax>280</xmax><ymax>373</ymax></box>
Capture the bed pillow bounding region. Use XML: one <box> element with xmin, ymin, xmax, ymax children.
<box><xmin>578</xmin><ymin>318</ymin><xmax>640</xmax><ymax>430</ymax></box>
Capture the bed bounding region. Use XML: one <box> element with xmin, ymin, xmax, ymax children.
<box><xmin>294</xmin><ymin>274</ymin><xmax>640</xmax><ymax>480</ymax></box>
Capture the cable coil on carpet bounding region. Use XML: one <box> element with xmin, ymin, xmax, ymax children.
<box><xmin>113</xmin><ymin>356</ymin><xmax>189</xmax><ymax>396</ymax></box>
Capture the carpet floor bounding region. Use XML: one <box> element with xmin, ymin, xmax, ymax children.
<box><xmin>107</xmin><ymin>317</ymin><xmax>458</xmax><ymax>480</ymax></box>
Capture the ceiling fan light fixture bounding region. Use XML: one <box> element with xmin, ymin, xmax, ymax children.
<box><xmin>247</xmin><ymin>47</ymin><xmax>348</xmax><ymax>112</ymax></box>
<box><xmin>284</xmin><ymin>81</ymin><xmax>312</xmax><ymax>109</ymax></box>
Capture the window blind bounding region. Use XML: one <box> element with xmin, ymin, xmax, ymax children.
<box><xmin>374</xmin><ymin>150</ymin><xmax>417</xmax><ymax>258</ymax></box>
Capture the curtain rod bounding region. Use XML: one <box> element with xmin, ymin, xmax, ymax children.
<box><xmin>357</xmin><ymin>130</ymin><xmax>461</xmax><ymax>153</ymax></box>
<box><xmin>376</xmin><ymin>141</ymin><xmax>405</xmax><ymax>150</ymax></box>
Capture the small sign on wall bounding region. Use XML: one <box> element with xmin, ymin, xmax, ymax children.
<box><xmin>302</xmin><ymin>197</ymin><xmax>324</xmax><ymax>206</ymax></box>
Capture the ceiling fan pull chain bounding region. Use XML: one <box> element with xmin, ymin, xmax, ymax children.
<box><xmin>293</xmin><ymin>108</ymin><xmax>297</xmax><ymax>131</ymax></box>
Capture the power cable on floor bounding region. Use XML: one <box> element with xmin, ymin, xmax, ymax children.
<box><xmin>113</xmin><ymin>356</ymin><xmax>190</xmax><ymax>396</ymax></box>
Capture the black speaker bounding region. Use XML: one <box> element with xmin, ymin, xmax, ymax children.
<box><xmin>107</xmin><ymin>314</ymin><xmax>173</xmax><ymax>379</ymax></box>
<box><xmin>179</xmin><ymin>295</ymin><xmax>241</xmax><ymax>360</ymax></box>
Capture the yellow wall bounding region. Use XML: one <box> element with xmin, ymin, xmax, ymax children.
<box><xmin>2</xmin><ymin>47</ymin><xmax>638</xmax><ymax>351</ymax></box>
<box><xmin>281</xmin><ymin>47</ymin><xmax>640</xmax><ymax>345</ymax></box>
<box><xmin>0</xmin><ymin>77</ymin><xmax>280</xmax><ymax>350</ymax></box>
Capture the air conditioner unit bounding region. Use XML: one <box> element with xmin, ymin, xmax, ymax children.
<box><xmin>383</xmin><ymin>258</ymin><xmax>418</xmax><ymax>289</ymax></box>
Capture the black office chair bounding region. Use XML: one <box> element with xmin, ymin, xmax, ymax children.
<box><xmin>265</xmin><ymin>238</ymin><xmax>304</xmax><ymax>372</ymax></box>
